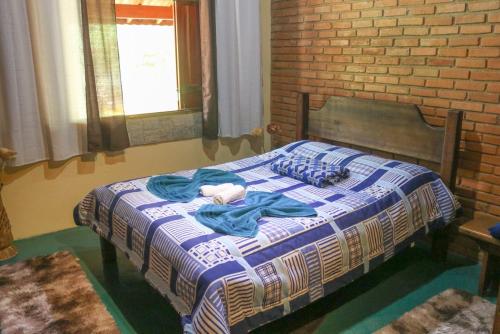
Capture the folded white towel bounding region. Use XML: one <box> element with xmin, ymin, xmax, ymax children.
<box><xmin>213</xmin><ymin>185</ymin><xmax>246</xmax><ymax>205</ymax></box>
<box><xmin>200</xmin><ymin>183</ymin><xmax>234</xmax><ymax>197</ymax></box>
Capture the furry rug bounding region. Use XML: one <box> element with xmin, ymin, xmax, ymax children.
<box><xmin>0</xmin><ymin>251</ymin><xmax>119</xmax><ymax>333</ymax></box>
<box><xmin>376</xmin><ymin>288</ymin><xmax>495</xmax><ymax>334</ymax></box>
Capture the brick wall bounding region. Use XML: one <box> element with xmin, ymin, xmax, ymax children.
<box><xmin>271</xmin><ymin>0</ymin><xmax>500</xmax><ymax>218</ymax></box>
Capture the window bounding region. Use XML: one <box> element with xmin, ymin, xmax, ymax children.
<box><xmin>115</xmin><ymin>1</ymin><xmax>201</xmax><ymax>116</ymax></box>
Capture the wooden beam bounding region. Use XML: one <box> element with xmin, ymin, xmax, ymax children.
<box><xmin>296</xmin><ymin>92</ymin><xmax>309</xmax><ymax>141</ymax></box>
<box><xmin>115</xmin><ymin>4</ymin><xmax>173</xmax><ymax>20</ymax></box>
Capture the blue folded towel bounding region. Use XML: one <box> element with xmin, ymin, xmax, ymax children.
<box><xmin>489</xmin><ymin>223</ymin><xmax>500</xmax><ymax>239</ymax></box>
<box><xmin>270</xmin><ymin>155</ymin><xmax>349</xmax><ymax>187</ymax></box>
<box><xmin>146</xmin><ymin>168</ymin><xmax>246</xmax><ymax>202</ymax></box>
<box><xmin>195</xmin><ymin>191</ymin><xmax>317</xmax><ymax>238</ymax></box>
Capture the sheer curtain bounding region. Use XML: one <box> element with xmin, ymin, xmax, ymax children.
<box><xmin>215</xmin><ymin>0</ymin><xmax>263</xmax><ymax>138</ymax></box>
<box><xmin>0</xmin><ymin>0</ymin><xmax>87</xmax><ymax>166</ymax></box>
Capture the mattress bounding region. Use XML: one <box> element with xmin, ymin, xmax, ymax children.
<box><xmin>74</xmin><ymin>140</ymin><xmax>460</xmax><ymax>334</ymax></box>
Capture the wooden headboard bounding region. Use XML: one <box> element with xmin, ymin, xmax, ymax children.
<box><xmin>296</xmin><ymin>93</ymin><xmax>463</xmax><ymax>192</ymax></box>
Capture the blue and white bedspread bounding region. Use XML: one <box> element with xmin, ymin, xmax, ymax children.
<box><xmin>74</xmin><ymin>141</ymin><xmax>460</xmax><ymax>334</ymax></box>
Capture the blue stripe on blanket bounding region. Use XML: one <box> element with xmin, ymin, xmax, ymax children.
<box><xmin>141</xmin><ymin>214</ymin><xmax>184</xmax><ymax>273</ymax></box>
<box><xmin>107</xmin><ymin>189</ymin><xmax>142</xmax><ymax>239</ymax></box>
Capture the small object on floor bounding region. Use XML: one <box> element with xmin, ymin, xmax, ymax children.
<box><xmin>376</xmin><ymin>288</ymin><xmax>495</xmax><ymax>334</ymax></box>
<box><xmin>146</xmin><ymin>168</ymin><xmax>246</xmax><ymax>202</ymax></box>
<box><xmin>196</xmin><ymin>191</ymin><xmax>317</xmax><ymax>237</ymax></box>
<box><xmin>270</xmin><ymin>154</ymin><xmax>349</xmax><ymax>187</ymax></box>
<box><xmin>489</xmin><ymin>223</ymin><xmax>500</xmax><ymax>239</ymax></box>
<box><xmin>0</xmin><ymin>251</ymin><xmax>119</xmax><ymax>333</ymax></box>
<box><xmin>200</xmin><ymin>183</ymin><xmax>234</xmax><ymax>197</ymax></box>
<box><xmin>213</xmin><ymin>185</ymin><xmax>246</xmax><ymax>204</ymax></box>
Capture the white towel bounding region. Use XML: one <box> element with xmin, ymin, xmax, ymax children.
<box><xmin>200</xmin><ymin>183</ymin><xmax>234</xmax><ymax>197</ymax></box>
<box><xmin>213</xmin><ymin>185</ymin><xmax>246</xmax><ymax>205</ymax></box>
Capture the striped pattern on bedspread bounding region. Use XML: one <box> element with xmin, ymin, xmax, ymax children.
<box><xmin>75</xmin><ymin>140</ymin><xmax>460</xmax><ymax>334</ymax></box>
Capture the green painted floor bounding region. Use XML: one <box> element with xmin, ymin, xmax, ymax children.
<box><xmin>1</xmin><ymin>227</ymin><xmax>496</xmax><ymax>334</ymax></box>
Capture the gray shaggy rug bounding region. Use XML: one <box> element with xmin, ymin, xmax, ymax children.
<box><xmin>0</xmin><ymin>251</ymin><xmax>119</xmax><ymax>334</ymax></box>
<box><xmin>376</xmin><ymin>288</ymin><xmax>495</xmax><ymax>334</ymax></box>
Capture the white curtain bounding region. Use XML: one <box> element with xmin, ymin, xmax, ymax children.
<box><xmin>215</xmin><ymin>0</ymin><xmax>262</xmax><ymax>138</ymax></box>
<box><xmin>0</xmin><ymin>0</ymin><xmax>87</xmax><ymax>167</ymax></box>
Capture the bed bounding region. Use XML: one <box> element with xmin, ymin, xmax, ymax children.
<box><xmin>74</xmin><ymin>94</ymin><xmax>463</xmax><ymax>333</ymax></box>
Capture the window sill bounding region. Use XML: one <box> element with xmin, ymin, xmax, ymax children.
<box><xmin>126</xmin><ymin>109</ymin><xmax>202</xmax><ymax>146</ymax></box>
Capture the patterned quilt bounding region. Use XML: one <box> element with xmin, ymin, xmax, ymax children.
<box><xmin>74</xmin><ymin>141</ymin><xmax>460</xmax><ymax>334</ymax></box>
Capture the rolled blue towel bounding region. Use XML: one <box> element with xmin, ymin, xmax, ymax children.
<box><xmin>488</xmin><ymin>223</ymin><xmax>500</xmax><ymax>239</ymax></box>
<box><xmin>146</xmin><ymin>168</ymin><xmax>246</xmax><ymax>202</ymax></box>
<box><xmin>195</xmin><ymin>191</ymin><xmax>317</xmax><ymax>238</ymax></box>
<box><xmin>270</xmin><ymin>155</ymin><xmax>349</xmax><ymax>187</ymax></box>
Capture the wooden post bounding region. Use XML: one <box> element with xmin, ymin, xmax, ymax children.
<box><xmin>296</xmin><ymin>92</ymin><xmax>309</xmax><ymax>140</ymax></box>
<box><xmin>432</xmin><ymin>109</ymin><xmax>462</xmax><ymax>262</ymax></box>
<box><xmin>439</xmin><ymin>109</ymin><xmax>463</xmax><ymax>193</ymax></box>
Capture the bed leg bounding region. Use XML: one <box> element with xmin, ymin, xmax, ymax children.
<box><xmin>100</xmin><ymin>236</ymin><xmax>119</xmax><ymax>284</ymax></box>
<box><xmin>431</xmin><ymin>227</ymin><xmax>450</xmax><ymax>262</ymax></box>
<box><xmin>100</xmin><ymin>236</ymin><xmax>117</xmax><ymax>263</ymax></box>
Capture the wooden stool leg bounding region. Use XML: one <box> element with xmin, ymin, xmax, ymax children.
<box><xmin>100</xmin><ymin>236</ymin><xmax>117</xmax><ymax>263</ymax></box>
<box><xmin>478</xmin><ymin>250</ymin><xmax>491</xmax><ymax>297</ymax></box>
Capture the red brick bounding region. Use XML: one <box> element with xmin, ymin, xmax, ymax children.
<box><xmin>455</xmin><ymin>14</ymin><xmax>486</xmax><ymax>24</ymax></box>
<box><xmin>414</xmin><ymin>68</ymin><xmax>439</xmax><ymax>77</ymax></box>
<box><xmin>424</xmin><ymin>98</ymin><xmax>450</xmax><ymax>108</ymax></box>
<box><xmin>485</xmin><ymin>104</ymin><xmax>500</xmax><ymax>114</ymax></box>
<box><xmin>404</xmin><ymin>27</ymin><xmax>429</xmax><ymax>35</ymax></box>
<box><xmin>435</xmin><ymin>3</ymin><xmax>465</xmax><ymax>14</ymax></box>
<box><xmin>470</xmin><ymin>71</ymin><xmax>500</xmax><ymax>81</ymax></box>
<box><xmin>451</xmin><ymin>101</ymin><xmax>483</xmax><ymax>112</ymax></box>
<box><xmin>313</xmin><ymin>22</ymin><xmax>331</xmax><ymax>30</ymax></box>
<box><xmin>438</xmin><ymin>48</ymin><xmax>467</xmax><ymax>57</ymax></box>
<box><xmin>394</xmin><ymin>38</ymin><xmax>419</xmax><ymax>47</ymax></box>
<box><xmin>449</xmin><ymin>37</ymin><xmax>479</xmax><ymax>46</ymax></box>
<box><xmin>455</xmin><ymin>80</ymin><xmax>486</xmax><ymax>91</ymax></box>
<box><xmin>411</xmin><ymin>87</ymin><xmax>436</xmax><ymax>97</ymax></box>
<box><xmin>460</xmin><ymin>25</ymin><xmax>492</xmax><ymax>34</ymax></box>
<box><xmin>431</xmin><ymin>26</ymin><xmax>459</xmax><ymax>35</ymax></box>
<box><xmin>411</xmin><ymin>47</ymin><xmax>437</xmax><ymax>56</ymax></box>
<box><xmin>481</xmin><ymin>36</ymin><xmax>500</xmax><ymax>46</ymax></box>
<box><xmin>476</xmin><ymin>124</ymin><xmax>500</xmax><ymax>136</ymax></box>
<box><xmin>468</xmin><ymin>92</ymin><xmax>499</xmax><ymax>103</ymax></box>
<box><xmin>388</xmin><ymin>67</ymin><xmax>412</xmax><ymax>76</ymax></box>
<box><xmin>487</xmin><ymin>83</ymin><xmax>500</xmax><ymax>93</ymax></box>
<box><xmin>440</xmin><ymin>69</ymin><xmax>470</xmax><ymax>79</ymax></box>
<box><xmin>438</xmin><ymin>89</ymin><xmax>466</xmax><ymax>100</ymax></box>
<box><xmin>379</xmin><ymin>28</ymin><xmax>403</xmax><ymax>36</ymax></box>
<box><xmin>426</xmin><ymin>79</ymin><xmax>454</xmax><ymax>89</ymax></box>
<box><xmin>366</xmin><ymin>66</ymin><xmax>388</xmax><ymax>74</ymax></box>
<box><xmin>456</xmin><ymin>59</ymin><xmax>486</xmax><ymax>68</ymax></box>
<box><xmin>409</xmin><ymin>5</ymin><xmax>435</xmax><ymax>15</ymax></box>
<box><xmin>468</xmin><ymin>1</ymin><xmax>500</xmax><ymax>11</ymax></box>
<box><xmin>384</xmin><ymin>8</ymin><xmax>407</xmax><ymax>16</ymax></box>
<box><xmin>469</xmin><ymin>48</ymin><xmax>500</xmax><ymax>58</ymax></box>
<box><xmin>398</xmin><ymin>17</ymin><xmax>424</xmax><ymax>26</ymax></box>
<box><xmin>466</xmin><ymin>112</ymin><xmax>497</xmax><ymax>123</ymax></box>
<box><xmin>400</xmin><ymin>77</ymin><xmax>425</xmax><ymax>86</ymax></box>
<box><xmin>489</xmin><ymin>13</ymin><xmax>500</xmax><ymax>23</ymax></box>
<box><xmin>374</xmin><ymin>18</ymin><xmax>396</xmax><ymax>27</ymax></box>
<box><xmin>420</xmin><ymin>38</ymin><xmax>447</xmax><ymax>47</ymax></box>
<box><xmin>352</xmin><ymin>19</ymin><xmax>373</xmax><ymax>28</ymax></box>
<box><xmin>425</xmin><ymin>17</ymin><xmax>452</xmax><ymax>26</ymax></box>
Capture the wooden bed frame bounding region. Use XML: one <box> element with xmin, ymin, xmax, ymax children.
<box><xmin>295</xmin><ymin>92</ymin><xmax>463</xmax><ymax>260</ymax></box>
<box><xmin>100</xmin><ymin>94</ymin><xmax>463</xmax><ymax>264</ymax></box>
